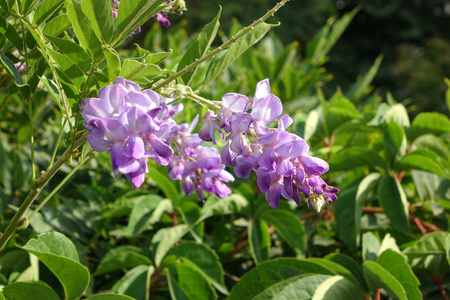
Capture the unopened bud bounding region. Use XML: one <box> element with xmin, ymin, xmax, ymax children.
<box><xmin>18</xmin><ymin>216</ymin><xmax>29</xmax><ymax>230</ymax></box>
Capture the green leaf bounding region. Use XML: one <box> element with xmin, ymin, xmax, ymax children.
<box><xmin>81</xmin><ymin>0</ymin><xmax>114</xmax><ymax>44</ymax></box>
<box><xmin>67</xmin><ymin>0</ymin><xmax>103</xmax><ymax>58</ymax></box>
<box><xmin>376</xmin><ymin>250</ymin><xmax>421</xmax><ymax>300</ymax></box>
<box><xmin>362</xmin><ymin>232</ymin><xmax>380</xmax><ymax>262</ymax></box>
<box><xmin>446</xmin><ymin>78</ymin><xmax>450</xmax><ymax>114</ymax></box>
<box><xmin>362</xmin><ymin>260</ymin><xmax>407</xmax><ymax>300</ymax></box>
<box><xmin>410</xmin><ymin>112</ymin><xmax>450</xmax><ymax>138</ymax></box>
<box><xmin>99</xmin><ymin>191</ymin><xmax>151</xmax><ymax>219</ymax></box>
<box><xmin>377</xmin><ymin>175</ymin><xmax>409</xmax><ymax>233</ymax></box>
<box><xmin>178</xmin><ymin>7</ymin><xmax>221</xmax><ymax>85</ymax></box>
<box><xmin>116</xmin><ymin>0</ymin><xmax>166</xmax><ymax>44</ymax></box>
<box><xmin>403</xmin><ymin>232</ymin><xmax>450</xmax><ymax>278</ymax></box>
<box><xmin>335</xmin><ymin>179</ymin><xmax>361</xmax><ymax>252</ymax></box>
<box><xmin>121</xmin><ymin>195</ymin><xmax>166</xmax><ymax>237</ymax></box>
<box><xmin>304</xmin><ymin>110</ymin><xmax>319</xmax><ymax>141</ymax></box>
<box><xmin>228</xmin><ymin>258</ymin><xmax>340</xmax><ymax>299</ymax></box>
<box><xmin>2</xmin><ymin>282</ymin><xmax>60</xmax><ymax>300</ymax></box>
<box><xmin>104</xmin><ymin>47</ymin><xmax>121</xmax><ymax>83</ymax></box>
<box><xmin>143</xmin><ymin>50</ymin><xmax>172</xmax><ymax>65</ymax></box>
<box><xmin>312</xmin><ymin>275</ymin><xmax>364</xmax><ymax>300</ymax></box>
<box><xmin>379</xmin><ymin>233</ymin><xmax>401</xmax><ymax>254</ymax></box>
<box><xmin>45</xmin><ymin>35</ymin><xmax>93</xmax><ymax>73</ymax></box>
<box><xmin>94</xmin><ymin>246</ymin><xmax>152</xmax><ymax>276</ymax></box>
<box><xmin>346</xmin><ymin>54</ymin><xmax>383</xmax><ymax>103</ymax></box>
<box><xmin>33</xmin><ymin>0</ymin><xmax>65</xmax><ymax>26</ymax></box>
<box><xmin>328</xmin><ymin>147</ymin><xmax>385</xmax><ymax>171</ymax></box>
<box><xmin>19</xmin><ymin>232</ymin><xmax>89</xmax><ymax>300</ymax></box>
<box><xmin>325</xmin><ymin>254</ymin><xmax>366</xmax><ymax>291</ymax></box>
<box><xmin>384</xmin><ymin>120</ymin><xmax>407</xmax><ymax>169</ymax></box>
<box><xmin>46</xmin><ymin>48</ymin><xmax>85</xmax><ymax>88</ymax></box>
<box><xmin>355</xmin><ymin>173</ymin><xmax>381</xmax><ymax>246</ymax></box>
<box><xmin>43</xmin><ymin>14</ymin><xmax>71</xmax><ymax>36</ymax></box>
<box><xmin>178</xmin><ymin>201</ymin><xmax>203</xmax><ymax>241</ymax></box>
<box><xmin>112</xmin><ymin>265</ymin><xmax>154</xmax><ymax>300</ymax></box>
<box><xmin>86</xmin><ymin>294</ymin><xmax>136</xmax><ymax>300</ymax></box>
<box><xmin>447</xmin><ymin>234</ymin><xmax>450</xmax><ymax>266</ymax></box>
<box><xmin>0</xmin><ymin>15</ymin><xmax>23</xmax><ymax>51</ymax></box>
<box><xmin>200</xmin><ymin>194</ymin><xmax>248</xmax><ymax>221</ymax></box>
<box><xmin>147</xmin><ymin>165</ymin><xmax>179</xmax><ymax>202</ymax></box>
<box><xmin>253</xmin><ymin>274</ymin><xmax>331</xmax><ymax>300</ymax></box>
<box><xmin>203</xmin><ymin>22</ymin><xmax>275</xmax><ymax>88</ymax></box>
<box><xmin>324</xmin><ymin>91</ymin><xmax>361</xmax><ymax>134</ymax></box>
<box><xmin>119</xmin><ymin>59</ymin><xmax>163</xmax><ymax>80</ymax></box>
<box><xmin>261</xmin><ymin>209</ymin><xmax>306</xmax><ymax>257</ymax></box>
<box><xmin>399</xmin><ymin>149</ymin><xmax>449</xmax><ymax>178</ymax></box>
<box><xmin>151</xmin><ymin>225</ymin><xmax>190</xmax><ymax>267</ymax></box>
<box><xmin>0</xmin><ymin>52</ymin><xmax>30</xmax><ymax>98</ymax></box>
<box><xmin>26</xmin><ymin>57</ymin><xmax>47</xmax><ymax>92</ymax></box>
<box><xmin>166</xmin><ymin>242</ymin><xmax>227</xmax><ymax>295</ymax></box>
<box><xmin>166</xmin><ymin>264</ymin><xmax>217</xmax><ymax>300</ymax></box>
<box><xmin>249</xmin><ymin>217</ymin><xmax>270</xmax><ymax>265</ymax></box>
<box><xmin>381</xmin><ymin>103</ymin><xmax>411</xmax><ymax>128</ymax></box>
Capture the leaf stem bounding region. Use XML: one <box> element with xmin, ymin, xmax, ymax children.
<box><xmin>152</xmin><ymin>0</ymin><xmax>290</xmax><ymax>91</ymax></box>
<box><xmin>433</xmin><ymin>279</ymin><xmax>449</xmax><ymax>300</ymax></box>
<box><xmin>0</xmin><ymin>131</ymin><xmax>88</xmax><ymax>252</ymax></box>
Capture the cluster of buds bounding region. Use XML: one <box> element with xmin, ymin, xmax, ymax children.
<box><xmin>81</xmin><ymin>77</ymin><xmax>338</xmax><ymax>212</ymax></box>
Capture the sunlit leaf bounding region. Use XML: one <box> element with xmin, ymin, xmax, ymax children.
<box><xmin>20</xmin><ymin>232</ymin><xmax>89</xmax><ymax>300</ymax></box>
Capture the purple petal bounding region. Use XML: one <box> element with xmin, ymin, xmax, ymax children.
<box><xmin>149</xmin><ymin>138</ymin><xmax>174</xmax><ymax>159</ymax></box>
<box><xmin>276</xmin><ymin>160</ymin><xmax>293</xmax><ymax>177</ymax></box>
<box><xmin>251</xmin><ymin>94</ymin><xmax>282</xmax><ymax>124</ymax></box>
<box><xmin>266</xmin><ymin>183</ymin><xmax>281</xmax><ymax>208</ymax></box>
<box><xmin>182</xmin><ymin>177</ymin><xmax>194</xmax><ymax>195</ymax></box>
<box><xmin>277</xmin><ymin>114</ymin><xmax>293</xmax><ymax>130</ymax></box>
<box><xmin>256</xmin><ymin>173</ymin><xmax>271</xmax><ymax>193</ymax></box>
<box><xmin>118</xmin><ymin>158</ymin><xmax>141</xmax><ymax>174</ymax></box>
<box><xmin>257</xmin><ymin>149</ymin><xmax>274</xmax><ymax>171</ymax></box>
<box><xmin>87</xmin><ymin>129</ymin><xmax>111</xmax><ymax>152</ymax></box>
<box><xmin>111</xmin><ymin>143</ymin><xmax>130</xmax><ymax>169</ymax></box>
<box><xmin>230</xmin><ymin>113</ymin><xmax>253</xmax><ymax>134</ymax></box>
<box><xmin>114</xmin><ymin>77</ymin><xmax>141</xmax><ymax>92</ymax></box>
<box><xmin>221</xmin><ymin>93</ymin><xmax>249</xmax><ymax>112</ymax></box>
<box><xmin>124</xmin><ymin>134</ymin><xmax>145</xmax><ymax>159</ymax></box>
<box><xmin>253</xmin><ymin>79</ymin><xmax>270</xmax><ymax>103</ymax></box>
<box><xmin>123</xmin><ymin>107</ymin><xmax>155</xmax><ymax>134</ymax></box>
<box><xmin>301</xmin><ymin>155</ymin><xmax>329</xmax><ymax>175</ymax></box>
<box><xmin>214</xmin><ymin>180</ymin><xmax>232</xmax><ymax>198</ymax></box>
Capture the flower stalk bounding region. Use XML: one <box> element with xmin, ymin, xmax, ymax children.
<box><xmin>152</xmin><ymin>0</ymin><xmax>290</xmax><ymax>91</ymax></box>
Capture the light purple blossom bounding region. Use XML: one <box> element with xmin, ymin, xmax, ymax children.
<box><xmin>198</xmin><ymin>78</ymin><xmax>339</xmax><ymax>211</ymax></box>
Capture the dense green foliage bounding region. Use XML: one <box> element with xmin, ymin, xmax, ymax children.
<box><xmin>1</xmin><ymin>0</ymin><xmax>450</xmax><ymax>299</ymax></box>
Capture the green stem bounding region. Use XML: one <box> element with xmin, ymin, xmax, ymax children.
<box><xmin>0</xmin><ymin>131</ymin><xmax>88</xmax><ymax>252</ymax></box>
<box><xmin>49</xmin><ymin>119</ymin><xmax>67</xmax><ymax>169</ymax></box>
<box><xmin>186</xmin><ymin>92</ymin><xmax>220</xmax><ymax>110</ymax></box>
<box><xmin>152</xmin><ymin>0</ymin><xmax>290</xmax><ymax>91</ymax></box>
<box><xmin>28</xmin><ymin>154</ymin><xmax>92</xmax><ymax>222</ymax></box>
<box><xmin>20</xmin><ymin>18</ymin><xmax>36</xmax><ymax>181</ymax></box>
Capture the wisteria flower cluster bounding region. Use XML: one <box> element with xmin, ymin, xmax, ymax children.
<box><xmin>81</xmin><ymin>77</ymin><xmax>338</xmax><ymax>212</ymax></box>
<box><xmin>198</xmin><ymin>79</ymin><xmax>339</xmax><ymax>212</ymax></box>
<box><xmin>80</xmin><ymin>77</ymin><xmax>233</xmax><ymax>201</ymax></box>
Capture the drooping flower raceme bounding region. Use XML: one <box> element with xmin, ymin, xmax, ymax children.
<box><xmin>198</xmin><ymin>79</ymin><xmax>339</xmax><ymax>212</ymax></box>
<box><xmin>81</xmin><ymin>77</ymin><xmax>337</xmax><ymax>212</ymax></box>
